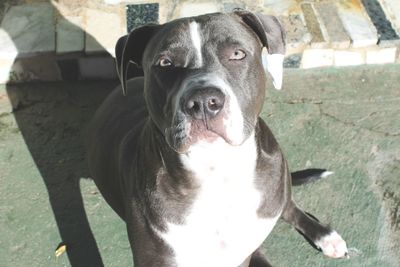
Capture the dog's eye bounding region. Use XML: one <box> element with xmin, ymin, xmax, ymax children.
<box><xmin>229</xmin><ymin>49</ymin><xmax>246</xmax><ymax>60</ymax></box>
<box><xmin>159</xmin><ymin>57</ymin><xmax>173</xmax><ymax>67</ymax></box>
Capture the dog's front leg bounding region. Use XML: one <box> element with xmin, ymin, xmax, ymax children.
<box><xmin>238</xmin><ymin>249</ymin><xmax>273</xmax><ymax>267</ymax></box>
<box><xmin>282</xmin><ymin>200</ymin><xmax>348</xmax><ymax>259</ymax></box>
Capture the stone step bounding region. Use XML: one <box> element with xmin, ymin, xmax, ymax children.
<box><xmin>378</xmin><ymin>0</ymin><xmax>400</xmax><ymax>36</ymax></box>
<box><xmin>314</xmin><ymin>2</ymin><xmax>351</xmax><ymax>49</ymax></box>
<box><xmin>361</xmin><ymin>0</ymin><xmax>400</xmax><ymax>46</ymax></box>
<box><xmin>264</xmin><ymin>0</ymin><xmax>312</xmax><ymax>55</ymax></box>
<box><xmin>279</xmin><ymin>14</ymin><xmax>312</xmax><ymax>56</ymax></box>
<box><xmin>301</xmin><ymin>49</ymin><xmax>334</xmax><ymax>69</ymax></box>
<box><xmin>301</xmin><ymin>3</ymin><xmax>328</xmax><ymax>49</ymax></box>
<box><xmin>334</xmin><ymin>50</ymin><xmax>365</xmax><ymax>67</ymax></box>
<box><xmin>366</xmin><ymin>47</ymin><xmax>397</xmax><ymax>64</ymax></box>
<box><xmin>1</xmin><ymin>0</ymin><xmax>400</xmax><ymax>83</ymax></box>
<box><xmin>335</xmin><ymin>0</ymin><xmax>379</xmax><ymax>48</ymax></box>
<box><xmin>301</xmin><ymin>46</ymin><xmax>398</xmax><ymax>69</ymax></box>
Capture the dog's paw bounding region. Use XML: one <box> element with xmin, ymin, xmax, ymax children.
<box><xmin>315</xmin><ymin>231</ymin><xmax>348</xmax><ymax>259</ymax></box>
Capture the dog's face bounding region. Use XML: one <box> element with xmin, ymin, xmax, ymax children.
<box><xmin>116</xmin><ymin>11</ymin><xmax>285</xmax><ymax>153</ymax></box>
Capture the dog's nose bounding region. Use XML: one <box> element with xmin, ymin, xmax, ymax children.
<box><xmin>182</xmin><ymin>87</ymin><xmax>225</xmax><ymax>120</ymax></box>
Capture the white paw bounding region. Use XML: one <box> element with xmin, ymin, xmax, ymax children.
<box><xmin>315</xmin><ymin>231</ymin><xmax>348</xmax><ymax>259</ymax></box>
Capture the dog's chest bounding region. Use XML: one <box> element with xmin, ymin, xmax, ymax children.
<box><xmin>159</xmin><ymin>137</ymin><xmax>279</xmax><ymax>267</ymax></box>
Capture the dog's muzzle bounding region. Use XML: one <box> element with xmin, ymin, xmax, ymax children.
<box><xmin>164</xmin><ymin>86</ymin><xmax>231</xmax><ymax>154</ymax></box>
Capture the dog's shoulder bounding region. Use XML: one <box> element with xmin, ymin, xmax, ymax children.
<box><xmin>87</xmin><ymin>77</ymin><xmax>148</xmax><ymax>165</ymax></box>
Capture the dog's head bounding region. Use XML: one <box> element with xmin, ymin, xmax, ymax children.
<box><xmin>115</xmin><ymin>11</ymin><xmax>285</xmax><ymax>153</ymax></box>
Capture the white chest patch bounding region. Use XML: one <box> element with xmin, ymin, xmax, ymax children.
<box><xmin>159</xmin><ymin>135</ymin><xmax>280</xmax><ymax>267</ymax></box>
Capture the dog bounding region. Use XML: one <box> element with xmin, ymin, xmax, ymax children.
<box><xmin>87</xmin><ymin>10</ymin><xmax>348</xmax><ymax>267</ymax></box>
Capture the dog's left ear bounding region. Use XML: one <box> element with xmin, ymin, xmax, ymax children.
<box><xmin>234</xmin><ymin>11</ymin><xmax>286</xmax><ymax>90</ymax></box>
<box><xmin>115</xmin><ymin>24</ymin><xmax>160</xmax><ymax>95</ymax></box>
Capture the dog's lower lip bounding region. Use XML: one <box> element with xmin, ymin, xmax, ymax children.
<box><xmin>164</xmin><ymin>127</ymin><xmax>190</xmax><ymax>154</ymax></box>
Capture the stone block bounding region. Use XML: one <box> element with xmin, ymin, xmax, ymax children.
<box><xmin>0</xmin><ymin>3</ymin><xmax>55</xmax><ymax>56</ymax></box>
<box><xmin>263</xmin><ymin>0</ymin><xmax>311</xmax><ymax>54</ymax></box>
<box><xmin>301</xmin><ymin>3</ymin><xmax>328</xmax><ymax>49</ymax></box>
<box><xmin>264</xmin><ymin>0</ymin><xmax>300</xmax><ymax>16</ymax></box>
<box><xmin>78</xmin><ymin>57</ymin><xmax>118</xmax><ymax>80</ymax></box>
<box><xmin>127</xmin><ymin>3</ymin><xmax>159</xmax><ymax>32</ymax></box>
<box><xmin>366</xmin><ymin>47</ymin><xmax>397</xmax><ymax>64</ymax></box>
<box><xmin>84</xmin><ymin>9</ymin><xmax>125</xmax><ymax>56</ymax></box>
<box><xmin>334</xmin><ymin>50</ymin><xmax>365</xmax><ymax>66</ymax></box>
<box><xmin>336</xmin><ymin>0</ymin><xmax>378</xmax><ymax>48</ymax></box>
<box><xmin>279</xmin><ymin>15</ymin><xmax>312</xmax><ymax>55</ymax></box>
<box><xmin>361</xmin><ymin>0</ymin><xmax>399</xmax><ymax>45</ymax></box>
<box><xmin>315</xmin><ymin>2</ymin><xmax>351</xmax><ymax>49</ymax></box>
<box><xmin>179</xmin><ymin>2</ymin><xmax>220</xmax><ymax>18</ymax></box>
<box><xmin>378</xmin><ymin>0</ymin><xmax>400</xmax><ymax>36</ymax></box>
<box><xmin>301</xmin><ymin>49</ymin><xmax>334</xmax><ymax>69</ymax></box>
<box><xmin>56</xmin><ymin>16</ymin><xmax>84</xmax><ymax>54</ymax></box>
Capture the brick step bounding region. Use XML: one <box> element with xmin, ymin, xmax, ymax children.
<box><xmin>0</xmin><ymin>0</ymin><xmax>399</xmax><ymax>83</ymax></box>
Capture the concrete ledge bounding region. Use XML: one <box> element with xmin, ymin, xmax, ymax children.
<box><xmin>303</xmin><ymin>46</ymin><xmax>399</xmax><ymax>68</ymax></box>
<box><xmin>334</xmin><ymin>50</ymin><xmax>365</xmax><ymax>66</ymax></box>
<box><xmin>366</xmin><ymin>47</ymin><xmax>397</xmax><ymax>64</ymax></box>
<box><xmin>301</xmin><ymin>49</ymin><xmax>334</xmax><ymax>69</ymax></box>
<box><xmin>10</xmin><ymin>54</ymin><xmax>62</xmax><ymax>83</ymax></box>
<box><xmin>78</xmin><ymin>57</ymin><xmax>117</xmax><ymax>80</ymax></box>
<box><xmin>0</xmin><ymin>52</ymin><xmax>116</xmax><ymax>84</ymax></box>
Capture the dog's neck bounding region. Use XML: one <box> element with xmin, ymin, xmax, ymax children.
<box><xmin>179</xmin><ymin>132</ymin><xmax>257</xmax><ymax>180</ymax></box>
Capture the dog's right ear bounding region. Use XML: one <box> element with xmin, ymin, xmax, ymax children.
<box><xmin>115</xmin><ymin>24</ymin><xmax>160</xmax><ymax>95</ymax></box>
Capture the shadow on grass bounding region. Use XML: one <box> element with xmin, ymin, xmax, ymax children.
<box><xmin>6</xmin><ymin>81</ymin><xmax>117</xmax><ymax>266</ymax></box>
<box><xmin>1</xmin><ymin>1</ymin><xmax>126</xmax><ymax>265</ymax></box>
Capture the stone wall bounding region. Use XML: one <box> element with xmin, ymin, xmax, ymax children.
<box><xmin>0</xmin><ymin>0</ymin><xmax>399</xmax><ymax>83</ymax></box>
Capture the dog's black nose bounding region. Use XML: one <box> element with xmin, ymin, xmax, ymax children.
<box><xmin>182</xmin><ymin>87</ymin><xmax>225</xmax><ymax>120</ymax></box>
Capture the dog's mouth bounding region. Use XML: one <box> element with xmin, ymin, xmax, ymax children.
<box><xmin>165</xmin><ymin>113</ymin><xmax>245</xmax><ymax>154</ymax></box>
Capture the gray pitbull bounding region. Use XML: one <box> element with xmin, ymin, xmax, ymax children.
<box><xmin>87</xmin><ymin>11</ymin><xmax>348</xmax><ymax>267</ymax></box>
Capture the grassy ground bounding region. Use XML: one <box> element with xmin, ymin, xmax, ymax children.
<box><xmin>0</xmin><ymin>64</ymin><xmax>399</xmax><ymax>266</ymax></box>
